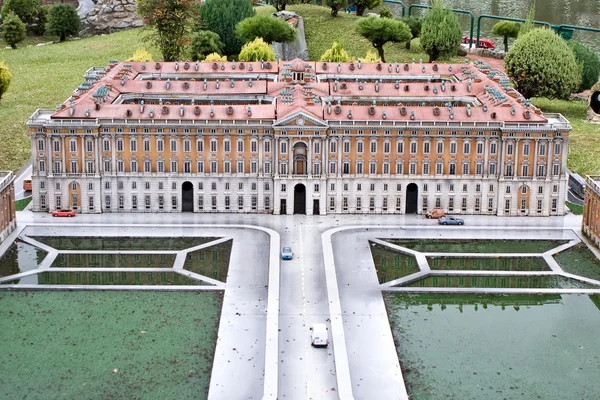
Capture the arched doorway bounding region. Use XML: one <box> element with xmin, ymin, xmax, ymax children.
<box><xmin>294</xmin><ymin>183</ymin><xmax>306</xmax><ymax>214</ymax></box>
<box><xmin>405</xmin><ymin>183</ymin><xmax>418</xmax><ymax>214</ymax></box>
<box><xmin>293</xmin><ymin>142</ymin><xmax>307</xmax><ymax>175</ymax></box>
<box><xmin>182</xmin><ymin>181</ymin><xmax>193</xmax><ymax>212</ymax></box>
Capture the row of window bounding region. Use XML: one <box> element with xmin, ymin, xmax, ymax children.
<box><xmin>40</xmin><ymin>157</ymin><xmax>562</xmax><ymax>177</ymax></box>
<box><xmin>38</xmin><ymin>137</ymin><xmax>563</xmax><ymax>158</ymax></box>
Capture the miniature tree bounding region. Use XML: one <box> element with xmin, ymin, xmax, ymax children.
<box><xmin>319</xmin><ymin>41</ymin><xmax>351</xmax><ymax>62</ymax></box>
<box><xmin>129</xmin><ymin>48</ymin><xmax>154</xmax><ymax>62</ymax></box>
<box><xmin>569</xmin><ymin>41</ymin><xmax>600</xmax><ymax>92</ymax></box>
<box><xmin>236</xmin><ymin>15</ymin><xmax>295</xmax><ymax>44</ymax></box>
<box><xmin>353</xmin><ymin>0</ymin><xmax>382</xmax><ymax>17</ymax></box>
<box><xmin>137</xmin><ymin>0</ymin><xmax>198</xmax><ymax>61</ymax></box>
<box><xmin>492</xmin><ymin>21</ymin><xmax>521</xmax><ymax>52</ymax></box>
<box><xmin>420</xmin><ymin>0</ymin><xmax>461</xmax><ymax>61</ymax></box>
<box><xmin>356</xmin><ymin>16</ymin><xmax>411</xmax><ymax>63</ymax></box>
<box><xmin>0</xmin><ymin>61</ymin><xmax>12</xmax><ymax>103</ymax></box>
<box><xmin>199</xmin><ymin>0</ymin><xmax>255</xmax><ymax>57</ymax></box>
<box><xmin>326</xmin><ymin>0</ymin><xmax>346</xmax><ymax>17</ymax></box>
<box><xmin>203</xmin><ymin>52</ymin><xmax>227</xmax><ymax>62</ymax></box>
<box><xmin>1</xmin><ymin>0</ymin><xmax>41</xmax><ymax>24</ymax></box>
<box><xmin>190</xmin><ymin>30</ymin><xmax>224</xmax><ymax>61</ymax></box>
<box><xmin>46</xmin><ymin>4</ymin><xmax>81</xmax><ymax>42</ymax></box>
<box><xmin>238</xmin><ymin>37</ymin><xmax>276</xmax><ymax>62</ymax></box>
<box><xmin>2</xmin><ymin>12</ymin><xmax>26</xmax><ymax>49</ymax></box>
<box><xmin>401</xmin><ymin>16</ymin><xmax>422</xmax><ymax>49</ymax></box>
<box><xmin>505</xmin><ymin>28</ymin><xmax>580</xmax><ymax>99</ymax></box>
<box><xmin>379</xmin><ymin>7</ymin><xmax>392</xmax><ymax>19</ymax></box>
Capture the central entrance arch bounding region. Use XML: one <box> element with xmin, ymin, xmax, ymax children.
<box><xmin>405</xmin><ymin>183</ymin><xmax>418</xmax><ymax>214</ymax></box>
<box><xmin>294</xmin><ymin>184</ymin><xmax>306</xmax><ymax>214</ymax></box>
<box><xmin>182</xmin><ymin>181</ymin><xmax>193</xmax><ymax>212</ymax></box>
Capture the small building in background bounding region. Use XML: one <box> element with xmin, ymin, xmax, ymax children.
<box><xmin>0</xmin><ymin>171</ymin><xmax>16</xmax><ymax>243</ymax></box>
<box><xmin>583</xmin><ymin>176</ymin><xmax>600</xmax><ymax>248</ymax></box>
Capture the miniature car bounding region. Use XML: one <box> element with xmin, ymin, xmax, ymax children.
<box><xmin>438</xmin><ymin>216</ymin><xmax>464</xmax><ymax>225</ymax></box>
<box><xmin>426</xmin><ymin>207</ymin><xmax>446</xmax><ymax>219</ymax></box>
<box><xmin>310</xmin><ymin>323</ymin><xmax>329</xmax><ymax>347</ymax></box>
<box><xmin>51</xmin><ymin>209</ymin><xmax>76</xmax><ymax>217</ymax></box>
<box><xmin>281</xmin><ymin>246</ymin><xmax>293</xmax><ymax>260</ymax></box>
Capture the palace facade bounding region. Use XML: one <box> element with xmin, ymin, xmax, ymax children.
<box><xmin>28</xmin><ymin>59</ymin><xmax>570</xmax><ymax>215</ymax></box>
<box><xmin>0</xmin><ymin>171</ymin><xmax>16</xmax><ymax>242</ymax></box>
<box><xmin>583</xmin><ymin>176</ymin><xmax>600</xmax><ymax>247</ymax></box>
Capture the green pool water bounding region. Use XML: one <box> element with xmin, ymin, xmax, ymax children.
<box><xmin>385</xmin><ymin>293</ymin><xmax>600</xmax><ymax>400</ymax></box>
<box><xmin>0</xmin><ymin>240</ymin><xmax>47</xmax><ymax>278</ymax></box>
<box><xmin>404</xmin><ymin>274</ymin><xmax>596</xmax><ymax>289</ymax></box>
<box><xmin>427</xmin><ymin>256</ymin><xmax>550</xmax><ymax>271</ymax></box>
<box><xmin>0</xmin><ymin>291</ymin><xmax>222</xmax><ymax>400</ymax></box>
<box><xmin>383</xmin><ymin>239</ymin><xmax>568</xmax><ymax>253</ymax></box>
<box><xmin>370</xmin><ymin>242</ymin><xmax>420</xmax><ymax>283</ymax></box>
<box><xmin>183</xmin><ymin>239</ymin><xmax>233</xmax><ymax>282</ymax></box>
<box><xmin>29</xmin><ymin>236</ymin><xmax>220</xmax><ymax>251</ymax></box>
<box><xmin>51</xmin><ymin>253</ymin><xmax>177</xmax><ymax>268</ymax></box>
<box><xmin>37</xmin><ymin>271</ymin><xmax>209</xmax><ymax>285</ymax></box>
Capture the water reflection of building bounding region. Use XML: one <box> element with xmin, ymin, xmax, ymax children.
<box><xmin>0</xmin><ymin>171</ymin><xmax>16</xmax><ymax>243</ymax></box>
<box><xmin>583</xmin><ymin>176</ymin><xmax>600</xmax><ymax>248</ymax></box>
<box><xmin>390</xmin><ymin>293</ymin><xmax>562</xmax><ymax>308</ymax></box>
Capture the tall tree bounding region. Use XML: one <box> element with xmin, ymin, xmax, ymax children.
<box><xmin>420</xmin><ymin>0</ymin><xmax>461</xmax><ymax>61</ymax></box>
<box><xmin>46</xmin><ymin>4</ymin><xmax>80</xmax><ymax>42</ymax></box>
<box><xmin>236</xmin><ymin>15</ymin><xmax>296</xmax><ymax>44</ymax></box>
<box><xmin>137</xmin><ymin>0</ymin><xmax>199</xmax><ymax>61</ymax></box>
<box><xmin>198</xmin><ymin>0</ymin><xmax>255</xmax><ymax>57</ymax></box>
<box><xmin>356</xmin><ymin>16</ymin><xmax>411</xmax><ymax>63</ymax></box>
<box><xmin>2</xmin><ymin>11</ymin><xmax>26</xmax><ymax>49</ymax></box>
<box><xmin>492</xmin><ymin>20</ymin><xmax>521</xmax><ymax>52</ymax></box>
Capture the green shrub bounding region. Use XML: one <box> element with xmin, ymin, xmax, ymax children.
<box><xmin>353</xmin><ymin>0</ymin><xmax>382</xmax><ymax>17</ymax></box>
<box><xmin>491</xmin><ymin>20</ymin><xmax>521</xmax><ymax>52</ymax></box>
<box><xmin>379</xmin><ymin>7</ymin><xmax>392</xmax><ymax>19</ymax></box>
<box><xmin>1</xmin><ymin>0</ymin><xmax>41</xmax><ymax>24</ymax></box>
<box><xmin>137</xmin><ymin>0</ymin><xmax>198</xmax><ymax>61</ymax></box>
<box><xmin>326</xmin><ymin>0</ymin><xmax>346</xmax><ymax>17</ymax></box>
<box><xmin>129</xmin><ymin>48</ymin><xmax>154</xmax><ymax>62</ymax></box>
<box><xmin>319</xmin><ymin>41</ymin><xmax>351</xmax><ymax>62</ymax></box>
<box><xmin>199</xmin><ymin>0</ymin><xmax>255</xmax><ymax>57</ymax></box>
<box><xmin>568</xmin><ymin>41</ymin><xmax>600</xmax><ymax>93</ymax></box>
<box><xmin>361</xmin><ymin>49</ymin><xmax>380</xmax><ymax>62</ymax></box>
<box><xmin>3</xmin><ymin>11</ymin><xmax>26</xmax><ymax>49</ymax></box>
<box><xmin>420</xmin><ymin>0</ymin><xmax>461</xmax><ymax>61</ymax></box>
<box><xmin>190</xmin><ymin>30</ymin><xmax>224</xmax><ymax>61</ymax></box>
<box><xmin>400</xmin><ymin>16</ymin><xmax>422</xmax><ymax>49</ymax></box>
<box><xmin>356</xmin><ymin>16</ymin><xmax>411</xmax><ymax>63</ymax></box>
<box><xmin>31</xmin><ymin>4</ymin><xmax>50</xmax><ymax>36</ymax></box>
<box><xmin>238</xmin><ymin>37</ymin><xmax>276</xmax><ymax>62</ymax></box>
<box><xmin>505</xmin><ymin>28</ymin><xmax>581</xmax><ymax>99</ymax></box>
<box><xmin>0</xmin><ymin>61</ymin><xmax>12</xmax><ymax>103</ymax></box>
<box><xmin>46</xmin><ymin>4</ymin><xmax>80</xmax><ymax>42</ymax></box>
<box><xmin>203</xmin><ymin>52</ymin><xmax>227</xmax><ymax>62</ymax></box>
<box><xmin>408</xmin><ymin>37</ymin><xmax>423</xmax><ymax>53</ymax></box>
<box><xmin>235</xmin><ymin>14</ymin><xmax>295</xmax><ymax>44</ymax></box>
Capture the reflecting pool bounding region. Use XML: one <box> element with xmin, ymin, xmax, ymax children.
<box><xmin>385</xmin><ymin>293</ymin><xmax>600</xmax><ymax>400</ymax></box>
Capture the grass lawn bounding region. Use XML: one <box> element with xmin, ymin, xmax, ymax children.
<box><xmin>0</xmin><ymin>29</ymin><xmax>157</xmax><ymax>172</ymax></box>
<box><xmin>532</xmin><ymin>98</ymin><xmax>600</xmax><ymax>176</ymax></box>
<box><xmin>14</xmin><ymin>196</ymin><xmax>32</xmax><ymax>211</ymax></box>
<box><xmin>0</xmin><ymin>290</ymin><xmax>222</xmax><ymax>399</ymax></box>
<box><xmin>257</xmin><ymin>4</ymin><xmax>433</xmax><ymax>63</ymax></box>
<box><xmin>384</xmin><ymin>239</ymin><xmax>568</xmax><ymax>253</ymax></box>
<box><xmin>554</xmin><ymin>242</ymin><xmax>600</xmax><ymax>281</ymax></box>
<box><xmin>566</xmin><ymin>201</ymin><xmax>584</xmax><ymax>215</ymax></box>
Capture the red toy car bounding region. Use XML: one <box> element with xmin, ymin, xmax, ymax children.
<box><xmin>51</xmin><ymin>209</ymin><xmax>76</xmax><ymax>217</ymax></box>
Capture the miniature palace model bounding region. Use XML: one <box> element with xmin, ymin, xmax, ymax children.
<box><xmin>27</xmin><ymin>58</ymin><xmax>570</xmax><ymax>215</ymax></box>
